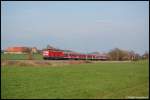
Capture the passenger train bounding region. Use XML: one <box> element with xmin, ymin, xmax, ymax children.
<box><xmin>43</xmin><ymin>49</ymin><xmax>108</xmax><ymax>60</ymax></box>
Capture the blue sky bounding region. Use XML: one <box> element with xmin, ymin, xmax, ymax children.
<box><xmin>1</xmin><ymin>1</ymin><xmax>149</xmax><ymax>54</ymax></box>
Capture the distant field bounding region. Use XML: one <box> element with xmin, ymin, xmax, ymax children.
<box><xmin>1</xmin><ymin>53</ymin><xmax>43</xmax><ymax>60</ymax></box>
<box><xmin>1</xmin><ymin>60</ymin><xmax>149</xmax><ymax>99</ymax></box>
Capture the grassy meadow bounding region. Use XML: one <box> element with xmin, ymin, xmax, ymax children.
<box><xmin>1</xmin><ymin>53</ymin><xmax>43</xmax><ymax>60</ymax></box>
<box><xmin>1</xmin><ymin>59</ymin><xmax>149</xmax><ymax>99</ymax></box>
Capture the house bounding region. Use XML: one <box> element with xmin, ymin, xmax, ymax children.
<box><xmin>4</xmin><ymin>47</ymin><xmax>30</xmax><ymax>54</ymax></box>
<box><xmin>31</xmin><ymin>47</ymin><xmax>38</xmax><ymax>53</ymax></box>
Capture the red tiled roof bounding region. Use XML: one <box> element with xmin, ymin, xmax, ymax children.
<box><xmin>6</xmin><ymin>47</ymin><xmax>30</xmax><ymax>52</ymax></box>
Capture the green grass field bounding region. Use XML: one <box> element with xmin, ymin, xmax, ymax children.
<box><xmin>1</xmin><ymin>53</ymin><xmax>43</xmax><ymax>60</ymax></box>
<box><xmin>1</xmin><ymin>60</ymin><xmax>149</xmax><ymax>99</ymax></box>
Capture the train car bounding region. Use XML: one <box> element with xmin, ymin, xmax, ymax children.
<box><xmin>63</xmin><ymin>52</ymin><xmax>80</xmax><ymax>60</ymax></box>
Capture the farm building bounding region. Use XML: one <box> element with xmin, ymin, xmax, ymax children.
<box><xmin>31</xmin><ymin>47</ymin><xmax>38</xmax><ymax>53</ymax></box>
<box><xmin>4</xmin><ymin>47</ymin><xmax>30</xmax><ymax>54</ymax></box>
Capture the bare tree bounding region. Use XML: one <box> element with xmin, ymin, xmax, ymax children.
<box><xmin>142</xmin><ymin>51</ymin><xmax>149</xmax><ymax>59</ymax></box>
<box><xmin>26</xmin><ymin>48</ymin><xmax>33</xmax><ymax>60</ymax></box>
<box><xmin>128</xmin><ymin>50</ymin><xmax>135</xmax><ymax>61</ymax></box>
<box><xmin>108</xmin><ymin>48</ymin><xmax>128</xmax><ymax>61</ymax></box>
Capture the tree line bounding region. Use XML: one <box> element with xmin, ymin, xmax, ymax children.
<box><xmin>107</xmin><ymin>48</ymin><xmax>149</xmax><ymax>61</ymax></box>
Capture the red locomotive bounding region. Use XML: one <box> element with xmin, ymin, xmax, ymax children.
<box><xmin>43</xmin><ymin>49</ymin><xmax>108</xmax><ymax>60</ymax></box>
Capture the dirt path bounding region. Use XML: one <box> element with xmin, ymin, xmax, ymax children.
<box><xmin>1</xmin><ymin>60</ymin><xmax>92</xmax><ymax>67</ymax></box>
<box><xmin>1</xmin><ymin>60</ymin><xmax>132</xmax><ymax>67</ymax></box>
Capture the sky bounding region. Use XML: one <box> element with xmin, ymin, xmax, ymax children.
<box><xmin>1</xmin><ymin>1</ymin><xmax>149</xmax><ymax>54</ymax></box>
